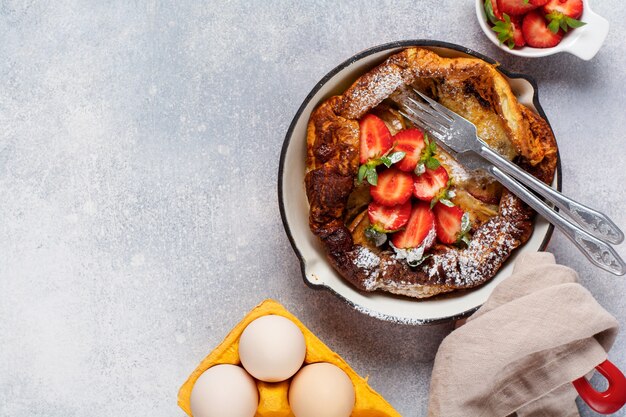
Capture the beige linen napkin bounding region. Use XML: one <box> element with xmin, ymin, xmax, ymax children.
<box><xmin>428</xmin><ymin>252</ymin><xmax>619</xmax><ymax>417</ymax></box>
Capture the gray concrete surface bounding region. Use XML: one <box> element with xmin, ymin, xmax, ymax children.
<box><xmin>0</xmin><ymin>1</ymin><xmax>624</xmax><ymax>416</ymax></box>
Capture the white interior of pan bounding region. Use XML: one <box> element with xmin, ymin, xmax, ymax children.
<box><xmin>280</xmin><ymin>45</ymin><xmax>557</xmax><ymax>324</ymax></box>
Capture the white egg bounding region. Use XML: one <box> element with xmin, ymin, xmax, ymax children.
<box><xmin>238</xmin><ymin>315</ymin><xmax>306</xmax><ymax>382</ymax></box>
<box><xmin>288</xmin><ymin>362</ymin><xmax>355</xmax><ymax>417</ymax></box>
<box><xmin>190</xmin><ymin>364</ymin><xmax>258</xmax><ymax>417</ymax></box>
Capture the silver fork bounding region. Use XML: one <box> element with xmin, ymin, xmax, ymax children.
<box><xmin>394</xmin><ymin>88</ymin><xmax>626</xmax><ymax>276</ymax></box>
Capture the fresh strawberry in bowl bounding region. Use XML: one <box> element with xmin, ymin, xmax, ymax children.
<box><xmin>475</xmin><ymin>0</ymin><xmax>609</xmax><ymax>60</ymax></box>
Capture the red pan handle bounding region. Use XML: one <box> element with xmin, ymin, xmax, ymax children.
<box><xmin>573</xmin><ymin>359</ymin><xmax>626</xmax><ymax>414</ymax></box>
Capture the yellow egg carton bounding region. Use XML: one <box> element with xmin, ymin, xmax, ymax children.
<box><xmin>178</xmin><ymin>299</ymin><xmax>402</xmax><ymax>417</ymax></box>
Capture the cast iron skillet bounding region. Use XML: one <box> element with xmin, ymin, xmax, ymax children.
<box><xmin>278</xmin><ymin>40</ymin><xmax>562</xmax><ymax>325</ymax></box>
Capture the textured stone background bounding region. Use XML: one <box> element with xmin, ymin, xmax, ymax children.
<box><xmin>0</xmin><ymin>1</ymin><xmax>624</xmax><ymax>416</ymax></box>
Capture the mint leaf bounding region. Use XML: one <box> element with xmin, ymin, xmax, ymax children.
<box><xmin>461</xmin><ymin>212</ymin><xmax>471</xmax><ymax>234</ymax></box>
<box><xmin>357</xmin><ymin>164</ymin><xmax>367</xmax><ymax>184</ymax></box>
<box><xmin>389</xmin><ymin>151</ymin><xmax>406</xmax><ymax>164</ymax></box>
<box><xmin>365</xmin><ymin>226</ymin><xmax>387</xmax><ymax>247</ymax></box>
<box><xmin>458</xmin><ymin>213</ymin><xmax>472</xmax><ymax>247</ymax></box>
<box><xmin>389</xmin><ymin>241</ymin><xmax>429</xmax><ymax>267</ymax></box>
<box><xmin>380</xmin><ymin>156</ymin><xmax>392</xmax><ymax>168</ymax></box>
<box><xmin>430</xmin><ymin>183</ymin><xmax>454</xmax><ymax>209</ymax></box>
<box><xmin>366</xmin><ymin>167</ymin><xmax>378</xmax><ymax>186</ymax></box>
<box><xmin>414</xmin><ymin>162</ymin><xmax>426</xmax><ymax>176</ymax></box>
<box><xmin>408</xmin><ymin>254</ymin><xmax>430</xmax><ymax>268</ymax></box>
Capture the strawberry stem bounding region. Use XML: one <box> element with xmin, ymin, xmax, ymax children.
<box><xmin>546</xmin><ymin>11</ymin><xmax>586</xmax><ymax>33</ymax></box>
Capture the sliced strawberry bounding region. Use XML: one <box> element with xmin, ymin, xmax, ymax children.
<box><xmin>511</xmin><ymin>17</ymin><xmax>526</xmax><ymax>47</ymax></box>
<box><xmin>370</xmin><ymin>168</ymin><xmax>413</xmax><ymax>207</ymax></box>
<box><xmin>542</xmin><ymin>0</ymin><xmax>585</xmax><ymax>32</ymax></box>
<box><xmin>497</xmin><ymin>0</ymin><xmax>537</xmax><ymax>15</ymax></box>
<box><xmin>359</xmin><ymin>114</ymin><xmax>393</xmax><ymax>164</ymax></box>
<box><xmin>392</xmin><ymin>128</ymin><xmax>425</xmax><ymax>172</ymax></box>
<box><xmin>491</xmin><ymin>0</ymin><xmax>503</xmax><ymax>20</ymax></box>
<box><xmin>434</xmin><ymin>203</ymin><xmax>465</xmax><ymax>245</ymax></box>
<box><xmin>413</xmin><ymin>166</ymin><xmax>449</xmax><ymax>202</ymax></box>
<box><xmin>529</xmin><ymin>0</ymin><xmax>549</xmax><ymax>5</ymax></box>
<box><xmin>492</xmin><ymin>14</ymin><xmax>526</xmax><ymax>48</ymax></box>
<box><xmin>522</xmin><ymin>10</ymin><xmax>564</xmax><ymax>47</ymax></box>
<box><xmin>485</xmin><ymin>0</ymin><xmax>503</xmax><ymax>22</ymax></box>
<box><xmin>543</xmin><ymin>0</ymin><xmax>583</xmax><ymax>19</ymax></box>
<box><xmin>391</xmin><ymin>202</ymin><xmax>436</xmax><ymax>249</ymax></box>
<box><xmin>368</xmin><ymin>201</ymin><xmax>411</xmax><ymax>232</ymax></box>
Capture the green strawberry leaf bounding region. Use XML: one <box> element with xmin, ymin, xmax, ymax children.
<box><xmin>484</xmin><ymin>0</ymin><xmax>498</xmax><ymax>25</ymax></box>
<box><xmin>523</xmin><ymin>0</ymin><xmax>529</xmax><ymax>3</ymax></box>
<box><xmin>492</xmin><ymin>13</ymin><xmax>516</xmax><ymax>48</ymax></box>
<box><xmin>439</xmin><ymin>198</ymin><xmax>455</xmax><ymax>207</ymax></box>
<box><xmin>548</xmin><ymin>18</ymin><xmax>561</xmax><ymax>34</ymax></box>
<box><xmin>565</xmin><ymin>16</ymin><xmax>586</xmax><ymax>29</ymax></box>
<box><xmin>507</xmin><ymin>38</ymin><xmax>515</xmax><ymax>50</ymax></box>
<box><xmin>425</xmin><ymin>157</ymin><xmax>440</xmax><ymax>170</ymax></box>
<box><xmin>418</xmin><ymin>133</ymin><xmax>441</xmax><ymax>172</ymax></box>
<box><xmin>428</xmin><ymin>137</ymin><xmax>437</xmax><ymax>154</ymax></box>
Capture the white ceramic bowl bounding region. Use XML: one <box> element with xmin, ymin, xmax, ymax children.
<box><xmin>475</xmin><ymin>0</ymin><xmax>609</xmax><ymax>60</ymax></box>
<box><xmin>279</xmin><ymin>41</ymin><xmax>561</xmax><ymax>325</ymax></box>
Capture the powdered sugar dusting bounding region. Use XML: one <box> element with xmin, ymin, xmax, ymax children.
<box><xmin>424</xmin><ymin>209</ymin><xmax>520</xmax><ymax>288</ymax></box>
<box><xmin>348</xmin><ymin>194</ymin><xmax>525</xmax><ymax>298</ymax></box>
<box><xmin>342</xmin><ymin>63</ymin><xmax>404</xmax><ymax>119</ymax></box>
<box><xmin>353</xmin><ymin>246</ymin><xmax>381</xmax><ymax>290</ymax></box>
<box><xmin>354</xmin><ymin>245</ymin><xmax>380</xmax><ymax>269</ymax></box>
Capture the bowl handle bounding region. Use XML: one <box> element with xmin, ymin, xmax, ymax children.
<box><xmin>573</xmin><ymin>359</ymin><xmax>626</xmax><ymax>414</ymax></box>
<box><xmin>564</xmin><ymin>6</ymin><xmax>609</xmax><ymax>61</ymax></box>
